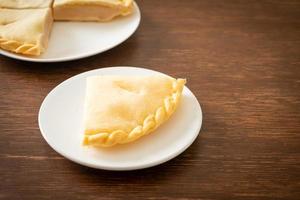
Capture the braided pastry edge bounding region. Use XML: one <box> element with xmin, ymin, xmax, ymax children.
<box><xmin>0</xmin><ymin>38</ymin><xmax>41</xmax><ymax>56</ymax></box>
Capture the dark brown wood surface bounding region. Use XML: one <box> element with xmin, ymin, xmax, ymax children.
<box><xmin>1</xmin><ymin>0</ymin><xmax>300</xmax><ymax>199</ymax></box>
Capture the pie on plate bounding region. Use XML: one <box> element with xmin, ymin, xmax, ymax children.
<box><xmin>53</xmin><ymin>0</ymin><xmax>133</xmax><ymax>21</ymax></box>
<box><xmin>0</xmin><ymin>8</ymin><xmax>53</xmax><ymax>55</ymax></box>
<box><xmin>83</xmin><ymin>75</ymin><xmax>186</xmax><ymax>147</ymax></box>
<box><xmin>0</xmin><ymin>0</ymin><xmax>134</xmax><ymax>56</ymax></box>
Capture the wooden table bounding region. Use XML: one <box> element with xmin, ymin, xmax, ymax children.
<box><xmin>1</xmin><ymin>0</ymin><xmax>300</xmax><ymax>199</ymax></box>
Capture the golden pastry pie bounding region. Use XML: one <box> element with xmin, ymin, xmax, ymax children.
<box><xmin>53</xmin><ymin>0</ymin><xmax>133</xmax><ymax>21</ymax></box>
<box><xmin>83</xmin><ymin>75</ymin><xmax>186</xmax><ymax>147</ymax></box>
<box><xmin>0</xmin><ymin>0</ymin><xmax>53</xmax><ymax>9</ymax></box>
<box><xmin>0</xmin><ymin>0</ymin><xmax>133</xmax><ymax>55</ymax></box>
<box><xmin>0</xmin><ymin>8</ymin><xmax>53</xmax><ymax>55</ymax></box>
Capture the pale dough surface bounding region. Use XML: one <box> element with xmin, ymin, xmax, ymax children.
<box><xmin>0</xmin><ymin>0</ymin><xmax>53</xmax><ymax>9</ymax></box>
<box><xmin>0</xmin><ymin>8</ymin><xmax>53</xmax><ymax>55</ymax></box>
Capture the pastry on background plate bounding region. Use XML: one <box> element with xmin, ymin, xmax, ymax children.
<box><xmin>83</xmin><ymin>75</ymin><xmax>186</xmax><ymax>147</ymax></box>
<box><xmin>0</xmin><ymin>8</ymin><xmax>53</xmax><ymax>55</ymax></box>
<box><xmin>0</xmin><ymin>0</ymin><xmax>53</xmax><ymax>9</ymax></box>
<box><xmin>53</xmin><ymin>0</ymin><xmax>133</xmax><ymax>21</ymax></box>
<box><xmin>0</xmin><ymin>0</ymin><xmax>134</xmax><ymax>56</ymax></box>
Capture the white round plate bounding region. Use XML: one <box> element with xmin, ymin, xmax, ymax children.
<box><xmin>0</xmin><ymin>3</ymin><xmax>140</xmax><ymax>63</ymax></box>
<box><xmin>38</xmin><ymin>67</ymin><xmax>202</xmax><ymax>170</ymax></box>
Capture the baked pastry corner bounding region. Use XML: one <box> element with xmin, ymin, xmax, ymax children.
<box><xmin>53</xmin><ymin>0</ymin><xmax>134</xmax><ymax>21</ymax></box>
<box><xmin>0</xmin><ymin>8</ymin><xmax>53</xmax><ymax>56</ymax></box>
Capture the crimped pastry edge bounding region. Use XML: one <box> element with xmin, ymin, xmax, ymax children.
<box><xmin>0</xmin><ymin>38</ymin><xmax>41</xmax><ymax>55</ymax></box>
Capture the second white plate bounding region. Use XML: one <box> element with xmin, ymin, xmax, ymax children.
<box><xmin>38</xmin><ymin>67</ymin><xmax>202</xmax><ymax>170</ymax></box>
<box><xmin>0</xmin><ymin>3</ymin><xmax>140</xmax><ymax>62</ymax></box>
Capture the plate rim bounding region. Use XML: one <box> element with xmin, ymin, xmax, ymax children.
<box><xmin>38</xmin><ymin>66</ymin><xmax>203</xmax><ymax>170</ymax></box>
<box><xmin>0</xmin><ymin>2</ymin><xmax>141</xmax><ymax>63</ymax></box>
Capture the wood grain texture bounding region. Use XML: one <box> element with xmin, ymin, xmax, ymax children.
<box><xmin>0</xmin><ymin>0</ymin><xmax>300</xmax><ymax>199</ymax></box>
